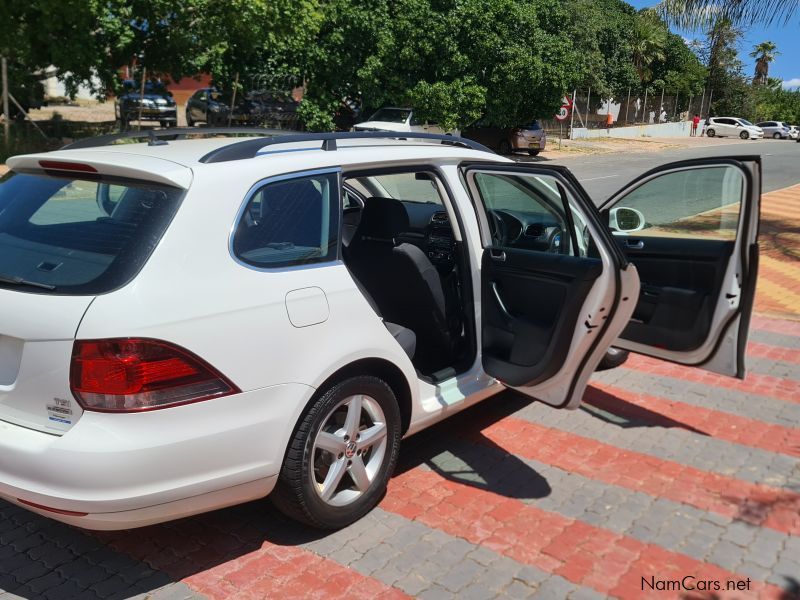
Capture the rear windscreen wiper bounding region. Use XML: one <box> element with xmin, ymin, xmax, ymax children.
<box><xmin>0</xmin><ymin>274</ymin><xmax>56</xmax><ymax>290</ymax></box>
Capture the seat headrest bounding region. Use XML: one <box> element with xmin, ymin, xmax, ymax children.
<box><xmin>355</xmin><ymin>197</ymin><xmax>409</xmax><ymax>241</ymax></box>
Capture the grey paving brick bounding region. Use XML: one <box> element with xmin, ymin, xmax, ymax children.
<box><xmin>348</xmin><ymin>543</ymin><xmax>400</xmax><ymax>575</ymax></box>
<box><xmin>394</xmin><ymin>573</ymin><xmax>432</xmax><ymax>596</ymax></box>
<box><xmin>459</xmin><ymin>582</ymin><xmax>500</xmax><ymax>600</ymax></box>
<box><xmin>42</xmin><ymin>580</ymin><xmax>90</xmax><ymax>600</ymax></box>
<box><xmin>438</xmin><ymin>559</ymin><xmax>482</xmax><ymax>593</ymax></box>
<box><xmin>145</xmin><ymin>583</ymin><xmax>205</xmax><ymax>599</ymax></box>
<box><xmin>417</xmin><ymin>583</ymin><xmax>457</xmax><ymax>600</ymax></box>
<box><xmin>708</xmin><ymin>540</ymin><xmax>747</xmax><ymax>571</ymax></box>
<box><xmin>503</xmin><ymin>579</ymin><xmax>536</xmax><ymax>598</ymax></box>
<box><xmin>531</xmin><ymin>576</ymin><xmax>577</xmax><ymax>599</ymax></box>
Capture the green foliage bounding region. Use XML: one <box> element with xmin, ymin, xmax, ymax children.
<box><xmin>753</xmin><ymin>86</ymin><xmax>800</xmax><ymax>122</ymax></box>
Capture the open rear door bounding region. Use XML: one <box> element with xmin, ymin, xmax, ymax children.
<box><xmin>462</xmin><ymin>164</ymin><xmax>639</xmax><ymax>409</ymax></box>
<box><xmin>600</xmin><ymin>157</ymin><xmax>760</xmax><ymax>378</ymax></box>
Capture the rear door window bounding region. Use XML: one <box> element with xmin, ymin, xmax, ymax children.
<box><xmin>232</xmin><ymin>170</ymin><xmax>340</xmax><ymax>269</ymax></box>
<box><xmin>0</xmin><ymin>172</ymin><xmax>184</xmax><ymax>295</ymax></box>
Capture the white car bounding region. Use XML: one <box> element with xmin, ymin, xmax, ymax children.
<box><xmin>755</xmin><ymin>121</ymin><xmax>793</xmax><ymax>139</ymax></box>
<box><xmin>353</xmin><ymin>106</ymin><xmax>457</xmax><ymax>135</ymax></box>
<box><xmin>0</xmin><ymin>129</ymin><xmax>760</xmax><ymax>530</ymax></box>
<box><xmin>705</xmin><ymin>117</ymin><xmax>763</xmax><ymax>139</ymax></box>
<box><xmin>786</xmin><ymin>124</ymin><xmax>799</xmax><ymax>140</ymax></box>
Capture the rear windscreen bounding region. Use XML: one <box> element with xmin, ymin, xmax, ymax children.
<box><xmin>0</xmin><ymin>172</ymin><xmax>184</xmax><ymax>295</ymax></box>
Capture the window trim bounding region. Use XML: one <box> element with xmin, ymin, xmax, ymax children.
<box><xmin>228</xmin><ymin>167</ymin><xmax>343</xmax><ymax>273</ymax></box>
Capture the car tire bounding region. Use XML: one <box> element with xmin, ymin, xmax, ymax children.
<box><xmin>740</xmin><ymin>131</ymin><xmax>749</xmax><ymax>140</ymax></box>
<box><xmin>498</xmin><ymin>140</ymin><xmax>512</xmax><ymax>155</ymax></box>
<box><xmin>706</xmin><ymin>128</ymin><xmax>715</xmax><ymax>137</ymax></box>
<box><xmin>186</xmin><ymin>115</ymin><xmax>194</xmax><ymax>127</ymax></box>
<box><xmin>528</xmin><ymin>149</ymin><xmax>540</xmax><ymax>157</ymax></box>
<box><xmin>271</xmin><ymin>375</ymin><xmax>402</xmax><ymax>529</ymax></box>
<box><xmin>596</xmin><ymin>347</ymin><xmax>630</xmax><ymax>371</ymax></box>
<box><xmin>773</xmin><ymin>132</ymin><xmax>781</xmax><ymax>139</ymax></box>
<box><xmin>117</xmin><ymin>116</ymin><xmax>128</xmax><ymax>131</ymax></box>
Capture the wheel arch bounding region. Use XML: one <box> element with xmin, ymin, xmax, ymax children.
<box><xmin>311</xmin><ymin>358</ymin><xmax>413</xmax><ymax>436</ymax></box>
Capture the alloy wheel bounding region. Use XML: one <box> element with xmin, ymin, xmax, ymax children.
<box><xmin>310</xmin><ymin>394</ymin><xmax>387</xmax><ymax>507</ymax></box>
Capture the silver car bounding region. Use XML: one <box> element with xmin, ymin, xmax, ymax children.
<box><xmin>756</xmin><ymin>121</ymin><xmax>792</xmax><ymax>139</ymax></box>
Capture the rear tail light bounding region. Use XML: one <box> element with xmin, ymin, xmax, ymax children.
<box><xmin>70</xmin><ymin>338</ymin><xmax>239</xmax><ymax>412</ymax></box>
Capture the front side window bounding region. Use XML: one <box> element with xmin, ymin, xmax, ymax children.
<box><xmin>472</xmin><ymin>172</ymin><xmax>588</xmax><ymax>257</ymax></box>
<box><xmin>608</xmin><ymin>165</ymin><xmax>744</xmax><ymax>240</ymax></box>
<box><xmin>0</xmin><ymin>172</ymin><xmax>183</xmax><ymax>294</ymax></box>
<box><xmin>232</xmin><ymin>171</ymin><xmax>340</xmax><ymax>269</ymax></box>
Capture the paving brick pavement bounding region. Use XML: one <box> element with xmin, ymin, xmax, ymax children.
<box><xmin>2</xmin><ymin>184</ymin><xmax>800</xmax><ymax>598</ymax></box>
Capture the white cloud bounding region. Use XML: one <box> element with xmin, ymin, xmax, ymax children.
<box><xmin>782</xmin><ymin>78</ymin><xmax>800</xmax><ymax>90</ymax></box>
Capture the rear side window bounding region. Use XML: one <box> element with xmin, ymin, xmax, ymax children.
<box><xmin>0</xmin><ymin>172</ymin><xmax>183</xmax><ymax>295</ymax></box>
<box><xmin>232</xmin><ymin>171</ymin><xmax>340</xmax><ymax>269</ymax></box>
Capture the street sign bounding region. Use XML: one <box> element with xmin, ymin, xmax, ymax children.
<box><xmin>555</xmin><ymin>95</ymin><xmax>572</xmax><ymax>121</ymax></box>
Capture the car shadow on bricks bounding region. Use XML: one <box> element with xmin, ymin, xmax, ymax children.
<box><xmin>0</xmin><ymin>500</ymin><xmax>186</xmax><ymax>600</ymax></box>
<box><xmin>580</xmin><ymin>385</ymin><xmax>709</xmax><ymax>434</ymax></box>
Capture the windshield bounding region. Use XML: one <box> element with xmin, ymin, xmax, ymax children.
<box><xmin>0</xmin><ymin>172</ymin><xmax>183</xmax><ymax>295</ymax></box>
<box><xmin>368</xmin><ymin>108</ymin><xmax>411</xmax><ymax>123</ymax></box>
<box><xmin>739</xmin><ymin>119</ymin><xmax>755</xmax><ymax>126</ymax></box>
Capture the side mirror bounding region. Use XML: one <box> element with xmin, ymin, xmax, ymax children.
<box><xmin>735</xmin><ymin>122</ymin><xmax>741</xmax><ymax>127</ymax></box>
<box><xmin>609</xmin><ymin>207</ymin><xmax>645</xmax><ymax>232</ymax></box>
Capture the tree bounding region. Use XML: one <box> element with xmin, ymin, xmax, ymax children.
<box><xmin>658</xmin><ymin>0</ymin><xmax>798</xmax><ymax>28</ymax></box>
<box><xmin>631</xmin><ymin>10</ymin><xmax>667</xmax><ymax>84</ymax></box>
<box><xmin>0</xmin><ymin>0</ymin><xmax>321</xmax><ymax>98</ymax></box>
<box><xmin>750</xmin><ymin>41</ymin><xmax>779</xmax><ymax>85</ymax></box>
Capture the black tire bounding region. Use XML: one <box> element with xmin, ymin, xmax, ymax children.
<box><xmin>706</xmin><ymin>128</ymin><xmax>715</xmax><ymax>137</ymax></box>
<box><xmin>271</xmin><ymin>375</ymin><xmax>402</xmax><ymax>529</ymax></box>
<box><xmin>498</xmin><ymin>139</ymin><xmax>512</xmax><ymax>155</ymax></box>
<box><xmin>186</xmin><ymin>115</ymin><xmax>194</xmax><ymax>127</ymax></box>
<box><xmin>740</xmin><ymin>131</ymin><xmax>749</xmax><ymax>140</ymax></box>
<box><xmin>528</xmin><ymin>149</ymin><xmax>540</xmax><ymax>157</ymax></box>
<box><xmin>773</xmin><ymin>132</ymin><xmax>781</xmax><ymax>139</ymax></box>
<box><xmin>596</xmin><ymin>347</ymin><xmax>630</xmax><ymax>371</ymax></box>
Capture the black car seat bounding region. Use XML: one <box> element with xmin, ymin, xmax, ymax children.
<box><xmin>346</xmin><ymin>197</ymin><xmax>452</xmax><ymax>372</ymax></box>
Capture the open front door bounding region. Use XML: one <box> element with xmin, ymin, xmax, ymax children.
<box><xmin>600</xmin><ymin>157</ymin><xmax>761</xmax><ymax>378</ymax></box>
<box><xmin>463</xmin><ymin>164</ymin><xmax>640</xmax><ymax>409</ymax></box>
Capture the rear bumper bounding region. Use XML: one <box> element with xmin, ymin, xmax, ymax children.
<box><xmin>0</xmin><ymin>383</ymin><xmax>312</xmax><ymax>529</ymax></box>
<box><xmin>512</xmin><ymin>136</ymin><xmax>546</xmax><ymax>151</ymax></box>
<box><xmin>123</xmin><ymin>108</ymin><xmax>177</xmax><ymax>121</ymax></box>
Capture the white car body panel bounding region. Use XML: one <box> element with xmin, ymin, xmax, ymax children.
<box><xmin>0</xmin><ymin>136</ymin><xmax>758</xmax><ymax>529</ymax></box>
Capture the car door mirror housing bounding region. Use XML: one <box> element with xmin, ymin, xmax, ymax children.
<box><xmin>609</xmin><ymin>207</ymin><xmax>645</xmax><ymax>232</ymax></box>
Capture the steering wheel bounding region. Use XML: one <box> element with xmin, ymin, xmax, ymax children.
<box><xmin>547</xmin><ymin>227</ymin><xmax>564</xmax><ymax>254</ymax></box>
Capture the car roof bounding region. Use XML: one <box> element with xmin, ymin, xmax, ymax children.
<box><xmin>7</xmin><ymin>137</ymin><xmax>506</xmax><ymax>189</ymax></box>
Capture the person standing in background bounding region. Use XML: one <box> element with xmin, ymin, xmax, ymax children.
<box><xmin>606</xmin><ymin>110</ymin><xmax>614</xmax><ymax>131</ymax></box>
<box><xmin>691</xmin><ymin>113</ymin><xmax>700</xmax><ymax>136</ymax></box>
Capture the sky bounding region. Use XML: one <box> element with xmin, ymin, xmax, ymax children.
<box><xmin>628</xmin><ymin>0</ymin><xmax>800</xmax><ymax>89</ymax></box>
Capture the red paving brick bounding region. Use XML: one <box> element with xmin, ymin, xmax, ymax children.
<box><xmin>471</xmin><ymin>416</ymin><xmax>800</xmax><ymax>536</ymax></box>
<box><xmin>586</xmin><ymin>382</ymin><xmax>800</xmax><ymax>458</ymax></box>
<box><xmin>102</xmin><ymin>525</ymin><xmax>410</xmax><ymax>600</ymax></box>
<box><xmin>381</xmin><ymin>469</ymin><xmax>784</xmax><ymax>600</ymax></box>
<box><xmin>622</xmin><ymin>353</ymin><xmax>800</xmax><ymax>404</ymax></box>
<box><xmin>747</xmin><ymin>340</ymin><xmax>800</xmax><ymax>364</ymax></box>
<box><xmin>751</xmin><ymin>315</ymin><xmax>800</xmax><ymax>336</ymax></box>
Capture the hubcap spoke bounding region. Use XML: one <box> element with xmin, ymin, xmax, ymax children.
<box><xmin>316</xmin><ymin>431</ymin><xmax>345</xmax><ymax>455</ymax></box>
<box><xmin>357</xmin><ymin>422</ymin><xmax>386</xmax><ymax>450</ymax></box>
<box><xmin>348</xmin><ymin>456</ymin><xmax>371</xmax><ymax>492</ymax></box>
<box><xmin>320</xmin><ymin>457</ymin><xmax>347</xmax><ymax>501</ymax></box>
<box><xmin>343</xmin><ymin>395</ymin><xmax>363</xmax><ymax>438</ymax></box>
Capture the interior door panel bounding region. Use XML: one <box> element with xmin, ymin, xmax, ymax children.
<box><xmin>482</xmin><ymin>247</ymin><xmax>602</xmax><ymax>386</ymax></box>
<box><xmin>618</xmin><ymin>238</ymin><xmax>734</xmax><ymax>351</ymax></box>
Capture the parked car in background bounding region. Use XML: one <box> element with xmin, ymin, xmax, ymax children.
<box><xmin>186</xmin><ymin>88</ymin><xmax>265</xmax><ymax>127</ymax></box>
<box><xmin>785</xmin><ymin>124</ymin><xmax>798</xmax><ymax>140</ymax></box>
<box><xmin>461</xmin><ymin>120</ymin><xmax>547</xmax><ymax>156</ymax></box>
<box><xmin>704</xmin><ymin>117</ymin><xmax>763</xmax><ymax>139</ymax></box>
<box><xmin>115</xmin><ymin>80</ymin><xmax>177</xmax><ymax>129</ymax></box>
<box><xmin>353</xmin><ymin>107</ymin><xmax>456</xmax><ymax>135</ymax></box>
<box><xmin>248</xmin><ymin>90</ymin><xmax>300</xmax><ymax>129</ymax></box>
<box><xmin>756</xmin><ymin>121</ymin><xmax>792</xmax><ymax>139</ymax></box>
<box><xmin>0</xmin><ymin>128</ymin><xmax>761</xmax><ymax>531</ymax></box>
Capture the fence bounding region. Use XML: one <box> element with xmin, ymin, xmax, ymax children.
<box><xmin>541</xmin><ymin>87</ymin><xmax>713</xmax><ymax>138</ymax></box>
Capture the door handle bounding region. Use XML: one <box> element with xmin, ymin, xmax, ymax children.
<box><xmin>491</xmin><ymin>282</ymin><xmax>513</xmax><ymax>319</ymax></box>
<box><xmin>625</xmin><ymin>239</ymin><xmax>644</xmax><ymax>250</ymax></box>
<box><xmin>490</xmin><ymin>249</ymin><xmax>507</xmax><ymax>262</ymax></box>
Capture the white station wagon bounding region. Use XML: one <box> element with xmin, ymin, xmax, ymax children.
<box><xmin>0</xmin><ymin>130</ymin><xmax>760</xmax><ymax>530</ymax></box>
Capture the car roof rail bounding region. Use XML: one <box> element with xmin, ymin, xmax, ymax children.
<box><xmin>61</xmin><ymin>127</ymin><xmax>292</xmax><ymax>150</ymax></box>
<box><xmin>198</xmin><ymin>131</ymin><xmax>494</xmax><ymax>164</ymax></box>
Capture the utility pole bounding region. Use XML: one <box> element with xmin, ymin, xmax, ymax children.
<box><xmin>227</xmin><ymin>72</ymin><xmax>240</xmax><ymax>127</ymax></box>
<box><xmin>2</xmin><ymin>57</ymin><xmax>9</xmax><ymax>146</ymax></box>
<box><xmin>137</xmin><ymin>66</ymin><xmax>147</xmax><ymax>131</ymax></box>
<box><xmin>569</xmin><ymin>89</ymin><xmax>576</xmax><ymax>139</ymax></box>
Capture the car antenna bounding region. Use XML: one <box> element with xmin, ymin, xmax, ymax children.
<box><xmin>147</xmin><ymin>129</ymin><xmax>169</xmax><ymax>146</ymax></box>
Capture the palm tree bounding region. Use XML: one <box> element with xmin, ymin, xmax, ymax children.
<box><xmin>750</xmin><ymin>41</ymin><xmax>779</xmax><ymax>85</ymax></box>
<box><xmin>631</xmin><ymin>11</ymin><xmax>668</xmax><ymax>83</ymax></box>
<box><xmin>658</xmin><ymin>0</ymin><xmax>798</xmax><ymax>28</ymax></box>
